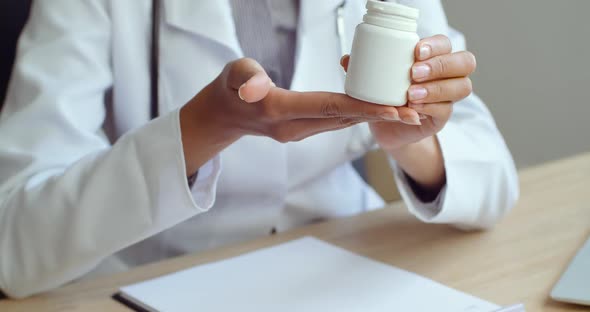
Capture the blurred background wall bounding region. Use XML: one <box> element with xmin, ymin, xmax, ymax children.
<box><xmin>442</xmin><ymin>0</ymin><xmax>590</xmax><ymax>168</ymax></box>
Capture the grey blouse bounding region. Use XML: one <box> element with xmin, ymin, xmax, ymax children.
<box><xmin>230</xmin><ymin>0</ymin><xmax>299</xmax><ymax>89</ymax></box>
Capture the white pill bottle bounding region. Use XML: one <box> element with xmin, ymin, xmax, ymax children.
<box><xmin>345</xmin><ymin>0</ymin><xmax>419</xmax><ymax>106</ymax></box>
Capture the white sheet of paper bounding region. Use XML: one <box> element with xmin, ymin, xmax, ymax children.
<box><xmin>119</xmin><ymin>237</ymin><xmax>499</xmax><ymax>312</ymax></box>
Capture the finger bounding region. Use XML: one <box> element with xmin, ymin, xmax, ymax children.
<box><xmin>415</xmin><ymin>34</ymin><xmax>452</xmax><ymax>61</ymax></box>
<box><xmin>408</xmin><ymin>77</ymin><xmax>472</xmax><ymax>104</ymax></box>
<box><xmin>340</xmin><ymin>55</ymin><xmax>350</xmax><ymax>72</ymax></box>
<box><xmin>396</xmin><ymin>106</ymin><xmax>421</xmax><ymax>126</ymax></box>
<box><xmin>270</xmin><ymin>117</ymin><xmax>363</xmax><ymax>143</ymax></box>
<box><xmin>225</xmin><ymin>58</ymin><xmax>272</xmax><ymax>103</ymax></box>
<box><xmin>408</xmin><ymin>102</ymin><xmax>453</xmax><ymax>121</ymax></box>
<box><xmin>412</xmin><ymin>51</ymin><xmax>476</xmax><ymax>83</ymax></box>
<box><xmin>263</xmin><ymin>88</ymin><xmax>401</xmax><ymax>121</ymax></box>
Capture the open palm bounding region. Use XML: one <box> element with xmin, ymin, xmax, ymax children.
<box><xmin>368</xmin><ymin>114</ymin><xmax>446</xmax><ymax>151</ymax></box>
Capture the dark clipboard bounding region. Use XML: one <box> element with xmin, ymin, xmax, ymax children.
<box><xmin>112</xmin><ymin>292</ymin><xmax>151</xmax><ymax>312</ymax></box>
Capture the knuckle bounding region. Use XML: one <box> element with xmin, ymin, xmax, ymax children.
<box><xmin>223</xmin><ymin>61</ymin><xmax>233</xmax><ymax>73</ymax></box>
<box><xmin>269</xmin><ymin>125</ymin><xmax>292</xmax><ymax>143</ymax></box>
<box><xmin>225</xmin><ymin>58</ymin><xmax>246</xmax><ymax>79</ymax></box>
<box><xmin>443</xmin><ymin>103</ymin><xmax>454</xmax><ymax>120</ymax></box>
<box><xmin>236</xmin><ymin>57</ymin><xmax>257</xmax><ymax>68</ymax></box>
<box><xmin>227</xmin><ymin>57</ymin><xmax>262</xmax><ymax>78</ymax></box>
<box><xmin>434</xmin><ymin>34</ymin><xmax>447</xmax><ymax>40</ymax></box>
<box><xmin>432</xmin><ymin>57</ymin><xmax>447</xmax><ymax>76</ymax></box>
<box><xmin>429</xmin><ymin>82</ymin><xmax>444</xmax><ymax>99</ymax></box>
<box><xmin>444</xmin><ymin>36</ymin><xmax>453</xmax><ymax>51</ymax></box>
<box><xmin>224</xmin><ymin>60</ymin><xmax>238</xmax><ymax>77</ymax></box>
<box><xmin>462</xmin><ymin>51</ymin><xmax>477</xmax><ymax>73</ymax></box>
<box><xmin>463</xmin><ymin>77</ymin><xmax>473</xmax><ymax>94</ymax></box>
<box><xmin>320</xmin><ymin>94</ymin><xmax>343</xmax><ymax>117</ymax></box>
<box><xmin>457</xmin><ymin>78</ymin><xmax>473</xmax><ymax>99</ymax></box>
<box><xmin>433</xmin><ymin>34</ymin><xmax>452</xmax><ymax>51</ymax></box>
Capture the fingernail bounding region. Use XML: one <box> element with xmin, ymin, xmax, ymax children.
<box><xmin>379</xmin><ymin>112</ymin><xmax>400</xmax><ymax>121</ymax></box>
<box><xmin>238</xmin><ymin>83</ymin><xmax>246</xmax><ymax>101</ymax></box>
<box><xmin>402</xmin><ymin>115</ymin><xmax>422</xmax><ymax>126</ymax></box>
<box><xmin>270</xmin><ymin>81</ymin><xmax>276</xmax><ymax>88</ymax></box>
<box><xmin>419</xmin><ymin>44</ymin><xmax>431</xmax><ymax>60</ymax></box>
<box><xmin>412</xmin><ymin>64</ymin><xmax>430</xmax><ymax>80</ymax></box>
<box><xmin>408</xmin><ymin>86</ymin><xmax>427</xmax><ymax>101</ymax></box>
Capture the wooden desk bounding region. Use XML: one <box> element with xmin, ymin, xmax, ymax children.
<box><xmin>2</xmin><ymin>152</ymin><xmax>589</xmax><ymax>312</ymax></box>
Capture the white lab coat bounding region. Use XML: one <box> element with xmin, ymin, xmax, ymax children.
<box><xmin>0</xmin><ymin>0</ymin><xmax>518</xmax><ymax>298</ymax></box>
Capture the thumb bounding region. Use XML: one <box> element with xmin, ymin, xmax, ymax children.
<box><xmin>226</xmin><ymin>58</ymin><xmax>273</xmax><ymax>103</ymax></box>
<box><xmin>340</xmin><ymin>54</ymin><xmax>350</xmax><ymax>72</ymax></box>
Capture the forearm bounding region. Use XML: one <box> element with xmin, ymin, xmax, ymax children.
<box><xmin>0</xmin><ymin>111</ymin><xmax>215</xmax><ymax>298</ymax></box>
<box><xmin>385</xmin><ymin>135</ymin><xmax>445</xmax><ymax>201</ymax></box>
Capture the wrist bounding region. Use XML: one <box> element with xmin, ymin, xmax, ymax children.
<box><xmin>386</xmin><ymin>136</ymin><xmax>446</xmax><ymax>195</ymax></box>
<box><xmin>179</xmin><ymin>89</ymin><xmax>241</xmax><ymax>174</ymax></box>
<box><xmin>385</xmin><ymin>136</ymin><xmax>436</xmax><ymax>162</ymax></box>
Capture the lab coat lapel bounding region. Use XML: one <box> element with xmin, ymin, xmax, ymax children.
<box><xmin>162</xmin><ymin>0</ymin><xmax>241</xmax><ymax>56</ymax></box>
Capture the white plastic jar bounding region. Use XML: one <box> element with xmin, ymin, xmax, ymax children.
<box><xmin>345</xmin><ymin>0</ymin><xmax>420</xmax><ymax>106</ymax></box>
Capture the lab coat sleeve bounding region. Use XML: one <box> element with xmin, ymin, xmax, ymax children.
<box><xmin>0</xmin><ymin>0</ymin><xmax>220</xmax><ymax>298</ymax></box>
<box><xmin>390</xmin><ymin>92</ymin><xmax>519</xmax><ymax>230</ymax></box>
<box><xmin>389</xmin><ymin>0</ymin><xmax>519</xmax><ymax>229</ymax></box>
